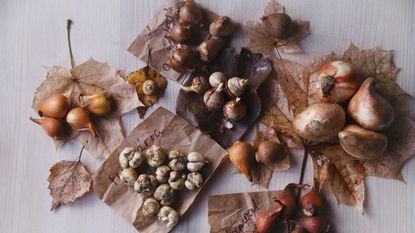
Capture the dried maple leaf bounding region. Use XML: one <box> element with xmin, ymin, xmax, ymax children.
<box><xmin>259</xmin><ymin>44</ymin><xmax>415</xmax><ymax>212</ymax></box>
<box><xmin>32</xmin><ymin>59</ymin><xmax>141</xmax><ymax>159</ymax></box>
<box><xmin>244</xmin><ymin>0</ymin><xmax>310</xmax><ymax>55</ymax></box>
<box><xmin>127</xmin><ymin>65</ymin><xmax>168</xmax><ymax>118</ymax></box>
<box><xmin>48</xmin><ymin>158</ymin><xmax>92</xmax><ymax>211</ymax></box>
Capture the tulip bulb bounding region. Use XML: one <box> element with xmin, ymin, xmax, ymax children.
<box><xmin>209</xmin><ymin>71</ymin><xmax>227</xmax><ymax>88</ymax></box>
<box><xmin>80</xmin><ymin>93</ymin><xmax>112</xmax><ymax>117</ymax></box>
<box><xmin>197</xmin><ymin>37</ymin><xmax>226</xmax><ymax>63</ymax></box>
<box><xmin>274</xmin><ymin>183</ymin><xmax>307</xmax><ymax>219</ymax></box>
<box><xmin>167</xmin><ymin>22</ymin><xmax>193</xmax><ymax>43</ymax></box>
<box><xmin>293</xmin><ymin>103</ymin><xmax>345</xmax><ymax>143</ymax></box>
<box><xmin>228</xmin><ymin>141</ymin><xmax>256</xmax><ymax>182</ymax></box>
<box><xmin>300</xmin><ymin>187</ymin><xmax>323</xmax><ymax>217</ymax></box>
<box><xmin>181</xmin><ymin>76</ymin><xmax>210</xmax><ymax>94</ymax></box>
<box><xmin>294</xmin><ymin>216</ymin><xmax>331</xmax><ymax>233</ymax></box>
<box><xmin>317</xmin><ymin>60</ymin><xmax>361</xmax><ymax>103</ymax></box>
<box><xmin>347</xmin><ymin>77</ymin><xmax>395</xmax><ymax>131</ymax></box>
<box><xmin>261</xmin><ymin>13</ymin><xmax>292</xmax><ymax>40</ymax></box>
<box><xmin>37</xmin><ymin>94</ymin><xmax>70</xmax><ymax>118</ymax></box>
<box><xmin>179</xmin><ymin>0</ymin><xmax>204</xmax><ymax>27</ymax></box>
<box><xmin>66</xmin><ymin>107</ymin><xmax>97</xmax><ymax>137</ymax></box>
<box><xmin>203</xmin><ymin>83</ymin><xmax>225</xmax><ymax>111</ymax></box>
<box><xmin>209</xmin><ymin>16</ymin><xmax>234</xmax><ymax>37</ymax></box>
<box><xmin>223</xmin><ymin>97</ymin><xmax>247</xmax><ymax>121</ymax></box>
<box><xmin>226</xmin><ymin>77</ymin><xmax>248</xmax><ymax>98</ymax></box>
<box><xmin>30</xmin><ymin>117</ymin><xmax>65</xmax><ymax>139</ymax></box>
<box><xmin>257</xmin><ymin>140</ymin><xmax>286</xmax><ymax>169</ymax></box>
<box><xmin>338</xmin><ymin>124</ymin><xmax>388</xmax><ymax>160</ymax></box>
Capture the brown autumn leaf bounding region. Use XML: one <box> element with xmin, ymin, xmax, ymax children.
<box><xmin>127</xmin><ymin>65</ymin><xmax>168</xmax><ymax>118</ymax></box>
<box><xmin>259</xmin><ymin>44</ymin><xmax>415</xmax><ymax>211</ymax></box>
<box><xmin>250</xmin><ymin>125</ymin><xmax>291</xmax><ymax>188</ymax></box>
<box><xmin>48</xmin><ymin>159</ymin><xmax>92</xmax><ymax>211</ymax></box>
<box><xmin>32</xmin><ymin>59</ymin><xmax>141</xmax><ymax>159</ymax></box>
<box><xmin>176</xmin><ymin>48</ymin><xmax>272</xmax><ymax>148</ymax></box>
<box><xmin>244</xmin><ymin>0</ymin><xmax>310</xmax><ymax>55</ymax></box>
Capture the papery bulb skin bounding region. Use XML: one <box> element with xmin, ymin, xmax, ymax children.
<box><xmin>338</xmin><ymin>124</ymin><xmax>388</xmax><ymax>160</ymax></box>
<box><xmin>37</xmin><ymin>94</ymin><xmax>70</xmax><ymax>118</ymax></box>
<box><xmin>317</xmin><ymin>60</ymin><xmax>360</xmax><ymax>104</ymax></box>
<box><xmin>293</xmin><ymin>103</ymin><xmax>345</xmax><ymax>143</ymax></box>
<box><xmin>347</xmin><ymin>77</ymin><xmax>395</xmax><ymax>131</ymax></box>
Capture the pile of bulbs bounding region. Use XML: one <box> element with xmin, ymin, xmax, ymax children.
<box><xmin>166</xmin><ymin>0</ymin><xmax>235</xmax><ymax>72</ymax></box>
<box><xmin>294</xmin><ymin>60</ymin><xmax>394</xmax><ymax>160</ymax></box>
<box><xmin>255</xmin><ymin>183</ymin><xmax>330</xmax><ymax>233</ymax></box>
<box><xmin>118</xmin><ymin>145</ymin><xmax>208</xmax><ymax>228</ymax></box>
<box><xmin>30</xmin><ymin>93</ymin><xmax>112</xmax><ymax>139</ymax></box>
<box><xmin>181</xmin><ymin>72</ymin><xmax>250</xmax><ymax>122</ymax></box>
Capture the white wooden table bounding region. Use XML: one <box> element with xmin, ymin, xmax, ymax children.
<box><xmin>1</xmin><ymin>0</ymin><xmax>414</xmax><ymax>232</ymax></box>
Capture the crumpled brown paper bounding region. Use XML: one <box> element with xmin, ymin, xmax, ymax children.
<box><xmin>127</xmin><ymin>0</ymin><xmax>218</xmax><ymax>83</ymax></box>
<box><xmin>208</xmin><ymin>190</ymin><xmax>281</xmax><ymax>233</ymax></box>
<box><xmin>93</xmin><ymin>107</ymin><xmax>228</xmax><ymax>233</ymax></box>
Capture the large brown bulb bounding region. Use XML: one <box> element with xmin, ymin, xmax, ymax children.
<box><xmin>347</xmin><ymin>77</ymin><xmax>395</xmax><ymax>131</ymax></box>
<box><xmin>257</xmin><ymin>140</ymin><xmax>286</xmax><ymax>169</ymax></box>
<box><xmin>293</xmin><ymin>103</ymin><xmax>345</xmax><ymax>143</ymax></box>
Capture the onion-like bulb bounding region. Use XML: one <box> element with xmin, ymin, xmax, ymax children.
<box><xmin>30</xmin><ymin>117</ymin><xmax>65</xmax><ymax>139</ymax></box>
<box><xmin>66</xmin><ymin>107</ymin><xmax>97</xmax><ymax>137</ymax></box>
<box><xmin>37</xmin><ymin>94</ymin><xmax>70</xmax><ymax>118</ymax></box>
<box><xmin>80</xmin><ymin>93</ymin><xmax>112</xmax><ymax>117</ymax></box>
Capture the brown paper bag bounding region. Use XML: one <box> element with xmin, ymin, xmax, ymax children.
<box><xmin>127</xmin><ymin>0</ymin><xmax>217</xmax><ymax>83</ymax></box>
<box><xmin>93</xmin><ymin>107</ymin><xmax>228</xmax><ymax>233</ymax></box>
<box><xmin>208</xmin><ymin>191</ymin><xmax>282</xmax><ymax>233</ymax></box>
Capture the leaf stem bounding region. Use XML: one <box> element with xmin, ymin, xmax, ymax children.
<box><xmin>66</xmin><ymin>19</ymin><xmax>75</xmax><ymax>68</ymax></box>
<box><xmin>273</xmin><ymin>46</ymin><xmax>289</xmax><ymax>83</ymax></box>
<box><xmin>76</xmin><ymin>140</ymin><xmax>88</xmax><ymax>164</ymax></box>
<box><xmin>298</xmin><ymin>144</ymin><xmax>308</xmax><ymax>186</ymax></box>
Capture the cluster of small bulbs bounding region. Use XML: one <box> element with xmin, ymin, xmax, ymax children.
<box><xmin>118</xmin><ymin>145</ymin><xmax>208</xmax><ymax>228</ymax></box>
<box><xmin>294</xmin><ymin>60</ymin><xmax>394</xmax><ymax>160</ymax></box>
<box><xmin>166</xmin><ymin>0</ymin><xmax>235</xmax><ymax>72</ymax></box>
<box><xmin>30</xmin><ymin>93</ymin><xmax>112</xmax><ymax>139</ymax></box>
<box><xmin>255</xmin><ymin>183</ymin><xmax>330</xmax><ymax>233</ymax></box>
<box><xmin>181</xmin><ymin>71</ymin><xmax>250</xmax><ymax>122</ymax></box>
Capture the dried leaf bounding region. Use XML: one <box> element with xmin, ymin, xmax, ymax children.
<box><xmin>310</xmin><ymin>145</ymin><xmax>365</xmax><ymax>212</ymax></box>
<box><xmin>127</xmin><ymin>66</ymin><xmax>168</xmax><ymax>108</ymax></box>
<box><xmin>48</xmin><ymin>160</ymin><xmax>92</xmax><ymax>211</ymax></box>
<box><xmin>176</xmin><ymin>48</ymin><xmax>272</xmax><ymax>148</ymax></box>
<box><xmin>245</xmin><ymin>0</ymin><xmax>310</xmax><ymax>55</ymax></box>
<box><xmin>32</xmin><ymin>59</ymin><xmax>141</xmax><ymax>159</ymax></box>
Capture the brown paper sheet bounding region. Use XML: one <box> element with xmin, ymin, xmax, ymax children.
<box><xmin>127</xmin><ymin>0</ymin><xmax>218</xmax><ymax>83</ymax></box>
<box><xmin>93</xmin><ymin>107</ymin><xmax>228</xmax><ymax>233</ymax></box>
<box><xmin>208</xmin><ymin>191</ymin><xmax>282</xmax><ymax>233</ymax></box>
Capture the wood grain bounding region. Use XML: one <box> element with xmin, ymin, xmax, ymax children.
<box><xmin>0</xmin><ymin>0</ymin><xmax>414</xmax><ymax>232</ymax></box>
